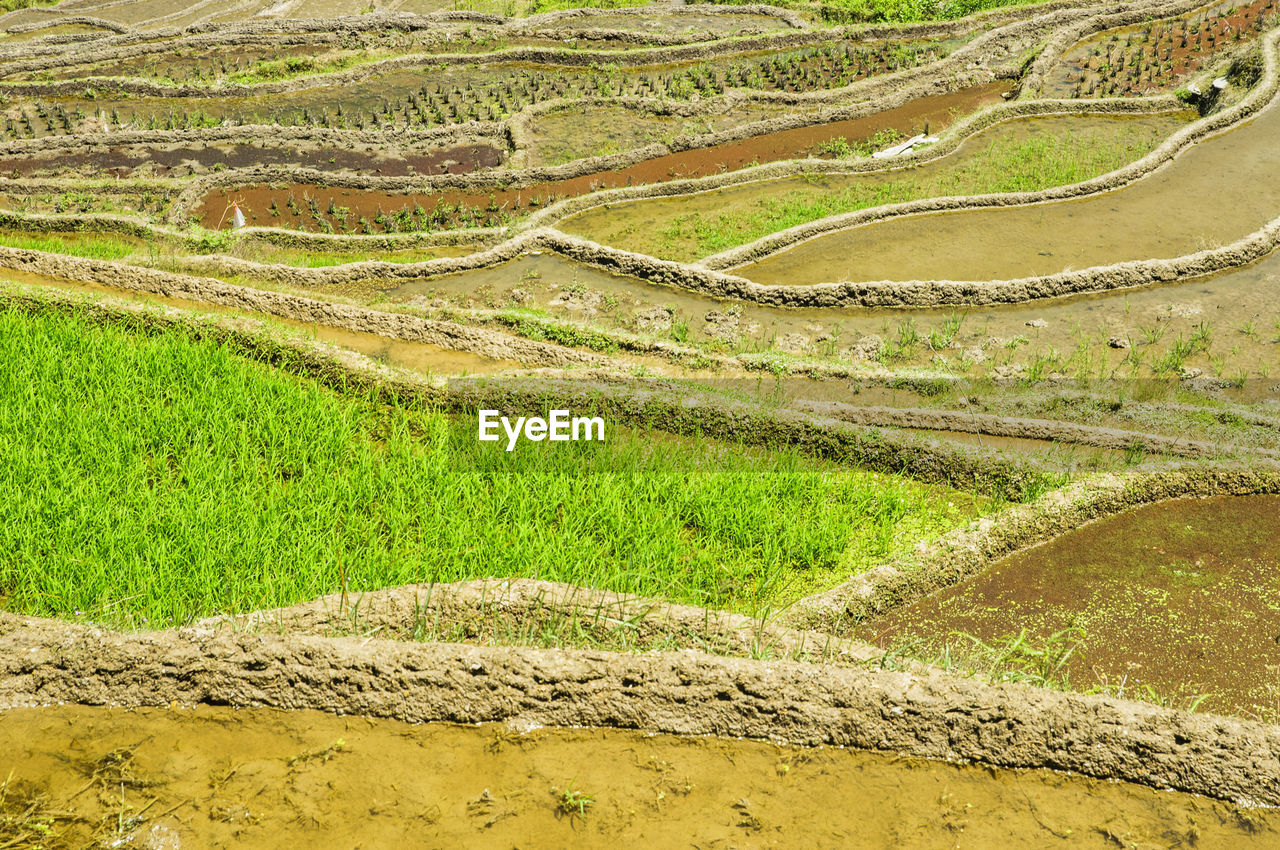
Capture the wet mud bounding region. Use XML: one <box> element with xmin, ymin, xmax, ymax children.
<box><xmin>737</xmin><ymin>94</ymin><xmax>1280</xmax><ymax>285</ymax></box>
<box><xmin>382</xmin><ymin>241</ymin><xmax>1280</xmax><ymax>388</ymax></box>
<box><xmin>193</xmin><ymin>83</ymin><xmax>1011</xmax><ymax>231</ymax></box>
<box><xmin>858</xmin><ymin>494</ymin><xmax>1280</xmax><ymax>717</ymax></box>
<box><xmin>1</xmin><ymin>703</ymin><xmax>1277</xmax><ymax>848</ymax></box>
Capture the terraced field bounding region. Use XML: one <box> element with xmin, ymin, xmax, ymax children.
<box><xmin>2</xmin><ymin>0</ymin><xmax>1280</xmax><ymax>846</ymax></box>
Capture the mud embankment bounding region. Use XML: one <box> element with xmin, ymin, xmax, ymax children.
<box><xmin>0</xmin><ymin>137</ymin><xmax>504</xmax><ymax>180</ymax></box>
<box><xmin>164</xmin><ymin>4</ymin><xmax>1077</xmax><ymax>226</ymax></box>
<box><xmin>3</xmin><ymin>609</ymin><xmax>1280</xmax><ymax>807</ymax></box>
<box><xmin>0</xmin><ymin>246</ymin><xmax>603</xmax><ymax>368</ymax></box>
<box><xmin>716</xmin><ymin>26</ymin><xmax>1280</xmax><ymax>276</ymax></box>
<box><xmin>797</xmin><ymin>400</ymin><xmax>1280</xmax><ymax>460</ymax></box>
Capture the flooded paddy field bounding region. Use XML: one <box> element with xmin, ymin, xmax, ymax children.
<box><xmin>859</xmin><ymin>494</ymin><xmax>1280</xmax><ymax>718</ymax></box>
<box><xmin>3</xmin><ymin>0</ymin><xmax>1280</xmax><ymax>844</ymax></box>
<box><xmin>564</xmin><ymin>110</ymin><xmax>1187</xmax><ymax>261</ymax></box>
<box><xmin>196</xmin><ymin>82</ymin><xmax>1011</xmax><ymax>232</ymax></box>
<box><xmin>738</xmin><ymin>93</ymin><xmax>1280</xmax><ymax>284</ymax></box>
<box><xmin>1</xmin><ymin>704</ymin><xmax>1277</xmax><ymax>848</ymax></box>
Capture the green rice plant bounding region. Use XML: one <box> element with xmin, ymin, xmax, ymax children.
<box><xmin>0</xmin><ymin>305</ymin><xmax>986</xmax><ymax>626</ymax></box>
<box><xmin>1190</xmin><ymin>320</ymin><xmax>1212</xmax><ymax>352</ymax></box>
<box><xmin>0</xmin><ymin>232</ymin><xmax>134</xmax><ymax>261</ymax></box>
<box><xmin>927</xmin><ymin>313</ymin><xmax>964</xmax><ymax>351</ymax></box>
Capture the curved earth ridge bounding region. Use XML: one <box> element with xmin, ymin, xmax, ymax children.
<box><xmin>4</xmin><ymin>26</ymin><xmax>1247</xmax><ymax>309</ymax></box>
<box><xmin>2</xmin><ymin>608</ymin><xmax>1278</xmax><ymax>807</ymax></box>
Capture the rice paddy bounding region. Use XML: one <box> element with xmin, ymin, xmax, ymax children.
<box><xmin>1</xmin><ymin>0</ymin><xmax>1279</xmax><ymax>843</ymax></box>
<box><xmin>0</xmin><ymin>304</ymin><xmax>985</xmax><ymax>627</ymax></box>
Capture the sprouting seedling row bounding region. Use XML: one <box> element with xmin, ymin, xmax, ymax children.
<box><xmin>255</xmin><ymin>190</ymin><xmax>553</xmax><ymax>234</ymax></box>
<box><xmin>1060</xmin><ymin>0</ymin><xmax>1276</xmax><ymax>97</ymax></box>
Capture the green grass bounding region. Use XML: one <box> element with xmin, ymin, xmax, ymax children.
<box><xmin>0</xmin><ymin>232</ymin><xmax>136</xmax><ymax>261</ymax></box>
<box><xmin>816</xmin><ymin>0</ymin><xmax>1042</xmax><ymax>23</ymax></box>
<box><xmin>527</xmin><ymin>0</ymin><xmax>651</xmax><ymax>11</ymax></box>
<box><xmin>692</xmin><ymin>0</ymin><xmax>1043</xmax><ymax>23</ymax></box>
<box><xmin>637</xmin><ymin>125</ymin><xmax>1176</xmax><ymax>261</ymax></box>
<box><xmin>226</xmin><ymin>53</ymin><xmax>375</xmax><ymax>86</ymax></box>
<box><xmin>235</xmin><ymin>244</ymin><xmax>467</xmax><ymax>268</ymax></box>
<box><xmin>0</xmin><ymin>0</ymin><xmax>58</xmax><ymax>12</ymax></box>
<box><xmin>0</xmin><ymin>305</ymin><xmax>986</xmax><ymax>628</ymax></box>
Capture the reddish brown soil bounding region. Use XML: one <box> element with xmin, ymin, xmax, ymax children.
<box><xmin>197</xmin><ymin>81</ymin><xmax>1010</xmax><ymax>232</ymax></box>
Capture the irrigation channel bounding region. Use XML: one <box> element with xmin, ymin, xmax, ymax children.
<box><xmin>3</xmin><ymin>0</ymin><xmax>1280</xmax><ymax>845</ymax></box>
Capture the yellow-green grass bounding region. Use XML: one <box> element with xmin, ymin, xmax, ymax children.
<box><xmin>0</xmin><ymin>304</ymin><xmax>987</xmax><ymax>627</ymax></box>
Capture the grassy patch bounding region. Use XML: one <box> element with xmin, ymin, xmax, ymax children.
<box><xmin>622</xmin><ymin>123</ymin><xmax>1177</xmax><ymax>261</ymax></box>
<box><xmin>226</xmin><ymin>53</ymin><xmax>376</xmax><ymax>85</ymax></box>
<box><xmin>0</xmin><ymin>305</ymin><xmax>986</xmax><ymax>627</ymax></box>
<box><xmin>0</xmin><ymin>231</ymin><xmax>137</xmax><ymax>261</ymax></box>
<box><xmin>0</xmin><ymin>0</ymin><xmax>58</xmax><ymax>12</ymax></box>
<box><xmin>816</xmin><ymin>0</ymin><xmax>1043</xmax><ymax>23</ymax></box>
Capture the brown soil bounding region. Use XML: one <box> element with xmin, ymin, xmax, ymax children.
<box><xmin>193</xmin><ymin>82</ymin><xmax>1011</xmax><ymax>232</ymax></box>
<box><xmin>857</xmin><ymin>495</ymin><xmax>1280</xmax><ymax>718</ymax></box>
<box><xmin>4</xmin><ymin>704</ymin><xmax>1276</xmax><ymax>848</ymax></box>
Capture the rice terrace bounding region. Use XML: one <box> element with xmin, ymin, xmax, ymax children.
<box><xmin>2</xmin><ymin>0</ymin><xmax>1280</xmax><ymax>843</ymax></box>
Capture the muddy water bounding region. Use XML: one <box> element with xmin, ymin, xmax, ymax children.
<box><xmin>562</xmin><ymin>111</ymin><xmax>1187</xmax><ymax>261</ymax></box>
<box><xmin>0</xmin><ymin>268</ymin><xmax>519</xmax><ymax>375</ymax></box>
<box><xmin>738</xmin><ymin>98</ymin><xmax>1280</xmax><ymax>285</ymax></box>
<box><xmin>1</xmin><ymin>704</ymin><xmax>1276</xmax><ymax>848</ymax></box>
<box><xmin>859</xmin><ymin>494</ymin><xmax>1280</xmax><ymax>717</ymax></box>
<box><xmin>195</xmin><ymin>83</ymin><xmax>1011</xmax><ymax>231</ymax></box>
